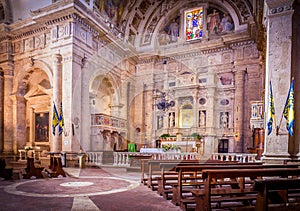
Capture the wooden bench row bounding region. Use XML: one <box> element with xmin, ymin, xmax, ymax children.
<box><xmin>191</xmin><ymin>167</ymin><xmax>300</xmax><ymax>211</ymax></box>
<box><xmin>140</xmin><ymin>159</ymin><xmax>300</xmax><ymax>211</ymax></box>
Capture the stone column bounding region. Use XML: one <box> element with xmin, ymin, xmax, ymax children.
<box><xmin>193</xmin><ymin>92</ymin><xmax>199</xmax><ymax>129</ymax></box>
<box><xmin>3</xmin><ymin>66</ymin><xmax>14</xmax><ymax>154</ymax></box>
<box><xmin>233</xmin><ymin>68</ymin><xmax>245</xmax><ymax>152</ymax></box>
<box><xmin>28</xmin><ymin>107</ymin><xmax>35</xmax><ymax>144</ymax></box>
<box><xmin>292</xmin><ymin>2</ymin><xmax>300</xmax><ymax>159</ymax></box>
<box><xmin>10</xmin><ymin>95</ymin><xmax>26</xmax><ymax>154</ymax></box>
<box><xmin>203</xmin><ymin>69</ymin><xmax>217</xmax><ymax>157</ymax></box>
<box><xmin>52</xmin><ymin>53</ymin><xmax>63</xmax><ymax>152</ymax></box>
<box><xmin>0</xmin><ymin>69</ymin><xmax>3</xmax><ymax>152</ymax></box>
<box><xmin>80</xmin><ymin>60</ymin><xmax>91</xmax><ymax>151</ymax></box>
<box><xmin>263</xmin><ymin>0</ymin><xmax>294</xmax><ymax>163</ymax></box>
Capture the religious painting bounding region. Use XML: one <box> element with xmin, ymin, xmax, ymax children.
<box><xmin>184</xmin><ymin>7</ymin><xmax>204</xmax><ymax>41</ymax></box>
<box><xmin>35</xmin><ymin>112</ymin><xmax>49</xmax><ymax>142</ymax></box>
<box><xmin>180</xmin><ymin>108</ymin><xmax>193</xmax><ymax>128</ymax></box>
<box><xmin>207</xmin><ymin>8</ymin><xmax>234</xmax><ymax>36</ymax></box>
<box><xmin>95</xmin><ymin>0</ymin><xmax>127</xmax><ymax>26</ymax></box>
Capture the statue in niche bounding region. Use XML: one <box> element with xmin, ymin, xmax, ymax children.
<box><xmin>168</xmin><ymin>18</ymin><xmax>179</xmax><ymax>42</ymax></box>
<box><xmin>221</xmin><ymin>112</ymin><xmax>228</xmax><ymax>128</ymax></box>
<box><xmin>200</xmin><ymin>111</ymin><xmax>206</xmax><ymax>127</ymax></box>
<box><xmin>169</xmin><ymin>112</ymin><xmax>175</xmax><ymax>128</ymax></box>
<box><xmin>157</xmin><ymin>116</ymin><xmax>163</xmax><ymax>129</ymax></box>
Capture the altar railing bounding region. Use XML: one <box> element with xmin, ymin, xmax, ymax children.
<box><xmin>211</xmin><ymin>153</ymin><xmax>258</xmax><ymax>162</ymax></box>
<box><xmin>113</xmin><ymin>152</ymin><xmax>198</xmax><ymax>166</ymax></box>
<box><xmin>86</xmin><ymin>151</ymin><xmax>104</xmax><ymax>166</ymax></box>
<box><xmin>85</xmin><ymin>152</ymin><xmax>258</xmax><ymax>167</ymax></box>
<box><xmin>85</xmin><ymin>151</ymin><xmax>198</xmax><ymax>167</ymax></box>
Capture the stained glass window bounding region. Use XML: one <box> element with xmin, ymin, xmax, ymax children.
<box><xmin>185</xmin><ymin>7</ymin><xmax>204</xmax><ymax>41</ymax></box>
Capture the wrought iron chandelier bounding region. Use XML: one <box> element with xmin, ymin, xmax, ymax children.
<box><xmin>155</xmin><ymin>90</ymin><xmax>175</xmax><ymax>111</ymax></box>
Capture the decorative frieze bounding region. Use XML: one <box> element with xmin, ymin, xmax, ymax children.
<box><xmin>58</xmin><ymin>23</ymin><xmax>71</xmax><ymax>38</ymax></box>
<box><xmin>266</xmin><ymin>0</ymin><xmax>293</xmax><ymax>16</ymax></box>
<box><xmin>24</xmin><ymin>37</ymin><xmax>34</xmax><ymax>51</ymax></box>
<box><xmin>269</xmin><ymin>5</ymin><xmax>292</xmax><ymax>15</ymax></box>
<box><xmin>35</xmin><ymin>34</ymin><xmax>45</xmax><ymax>49</ymax></box>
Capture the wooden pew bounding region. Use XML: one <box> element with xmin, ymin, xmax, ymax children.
<box><xmin>173</xmin><ymin>163</ymin><xmax>266</xmax><ymax>208</ymax></box>
<box><xmin>146</xmin><ymin>159</ymin><xmax>239</xmax><ymax>191</ymax></box>
<box><xmin>141</xmin><ymin>158</ymin><xmax>240</xmax><ymax>187</ymax></box>
<box><xmin>44</xmin><ymin>157</ymin><xmax>66</xmax><ymax>177</ymax></box>
<box><xmin>254</xmin><ymin>178</ymin><xmax>300</xmax><ymax>211</ymax></box>
<box><xmin>22</xmin><ymin>157</ymin><xmax>44</xmax><ymax>179</ymax></box>
<box><xmin>0</xmin><ymin>158</ymin><xmax>13</xmax><ymax>180</ymax></box>
<box><xmin>191</xmin><ymin>167</ymin><xmax>300</xmax><ymax>211</ymax></box>
<box><xmin>147</xmin><ymin>159</ymin><xmax>202</xmax><ymax>191</ymax></box>
<box><xmin>158</xmin><ymin>160</ymin><xmax>249</xmax><ymax>199</ymax></box>
<box><xmin>158</xmin><ymin>160</ymin><xmax>211</xmax><ymax>197</ymax></box>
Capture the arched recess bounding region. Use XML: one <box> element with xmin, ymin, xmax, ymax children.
<box><xmin>89</xmin><ymin>72</ymin><xmax>121</xmax><ymax>116</ymax></box>
<box><xmin>14</xmin><ymin>61</ymin><xmax>52</xmax><ymax>151</ymax></box>
<box><xmin>88</xmin><ymin>69</ymin><xmax>125</xmax><ymax>151</ymax></box>
<box><xmin>132</xmin><ymin>0</ymin><xmax>251</xmax><ymax>48</ymax></box>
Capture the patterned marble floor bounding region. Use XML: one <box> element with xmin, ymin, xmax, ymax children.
<box><xmin>0</xmin><ymin>166</ymin><xmax>181</xmax><ymax>211</ymax></box>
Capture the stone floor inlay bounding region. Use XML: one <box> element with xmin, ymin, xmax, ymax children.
<box><xmin>4</xmin><ymin>176</ymin><xmax>139</xmax><ymax>197</ymax></box>
<box><xmin>60</xmin><ymin>182</ymin><xmax>94</xmax><ymax>187</ymax></box>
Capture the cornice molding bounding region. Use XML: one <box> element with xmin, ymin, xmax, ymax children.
<box><xmin>44</xmin><ymin>14</ymin><xmax>73</xmax><ymax>26</ymax></box>
<box><xmin>229</xmin><ymin>40</ymin><xmax>255</xmax><ymax>48</ymax></box>
<box><xmin>12</xmin><ymin>26</ymin><xmax>48</xmax><ymax>40</ymax></box>
<box><xmin>138</xmin><ymin>40</ymin><xmax>255</xmax><ymax>64</ymax></box>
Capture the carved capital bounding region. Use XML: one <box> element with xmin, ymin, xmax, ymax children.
<box><xmin>53</xmin><ymin>54</ymin><xmax>62</xmax><ymax>64</ymax></box>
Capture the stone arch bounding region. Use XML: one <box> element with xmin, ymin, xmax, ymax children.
<box><xmin>13</xmin><ymin>60</ymin><xmax>53</xmax><ymax>148</ymax></box>
<box><xmin>89</xmin><ymin>70</ymin><xmax>121</xmax><ymax>116</ymax></box>
<box><xmin>13</xmin><ymin>59</ymin><xmax>53</xmax><ymax>94</ymax></box>
<box><xmin>135</xmin><ymin>0</ymin><xmax>250</xmax><ymax>48</ymax></box>
<box><xmin>0</xmin><ymin>0</ymin><xmax>12</xmax><ymax>23</ymax></box>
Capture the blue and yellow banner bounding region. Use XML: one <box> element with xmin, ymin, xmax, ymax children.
<box><xmin>52</xmin><ymin>102</ymin><xmax>59</xmax><ymax>135</ymax></box>
<box><xmin>267</xmin><ymin>81</ymin><xmax>275</xmax><ymax>135</ymax></box>
<box><xmin>58</xmin><ymin>102</ymin><xmax>64</xmax><ymax>136</ymax></box>
<box><xmin>283</xmin><ymin>79</ymin><xmax>294</xmax><ymax>136</ymax></box>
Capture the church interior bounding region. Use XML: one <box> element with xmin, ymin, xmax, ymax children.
<box><xmin>0</xmin><ymin>0</ymin><xmax>300</xmax><ymax>210</ymax></box>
